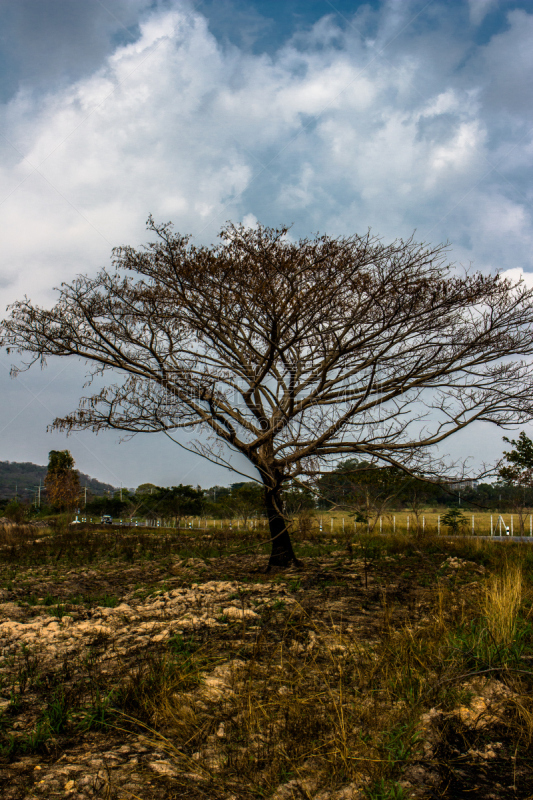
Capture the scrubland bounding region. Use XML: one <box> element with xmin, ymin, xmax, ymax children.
<box><xmin>1</xmin><ymin>522</ymin><xmax>533</xmax><ymax>799</ymax></box>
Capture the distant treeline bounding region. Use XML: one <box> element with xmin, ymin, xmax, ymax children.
<box><xmin>1</xmin><ymin>458</ymin><xmax>531</xmax><ymax>519</ymax></box>
<box><xmin>70</xmin><ymin>475</ymin><xmax>533</xmax><ymax>520</ymax></box>
<box><xmin>314</xmin><ymin>459</ymin><xmax>532</xmax><ymax>513</ymax></box>
<box><xmin>82</xmin><ymin>482</ymin><xmax>269</xmax><ymax>521</ymax></box>
<box><xmin>0</xmin><ymin>461</ymin><xmax>116</xmax><ymax>502</ymax></box>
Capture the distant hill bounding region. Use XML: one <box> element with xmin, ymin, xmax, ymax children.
<box><xmin>0</xmin><ymin>461</ymin><xmax>116</xmax><ymax>502</ymax></box>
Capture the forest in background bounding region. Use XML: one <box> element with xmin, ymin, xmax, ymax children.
<box><xmin>0</xmin><ymin>460</ymin><xmax>115</xmax><ymax>502</ymax></box>
<box><xmin>2</xmin><ymin>446</ymin><xmax>533</xmax><ymax>524</ymax></box>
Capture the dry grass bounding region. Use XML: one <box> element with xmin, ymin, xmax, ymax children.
<box><xmin>483</xmin><ymin>562</ymin><xmax>523</xmax><ymax>647</ymax></box>
<box><xmin>0</xmin><ymin>523</ymin><xmax>51</xmax><ymax>546</ymax></box>
<box><xmin>128</xmin><ymin>593</ymin><xmax>521</xmax><ymax>797</ymax></box>
<box><xmin>114</xmin><ymin>565</ymin><xmax>533</xmax><ymax>798</ymax></box>
<box><xmin>138</xmin><ymin>614</ymin><xmax>405</xmax><ymax>797</ymax></box>
<box><xmin>2</xmin><ymin>527</ymin><xmax>533</xmax><ymax>798</ymax></box>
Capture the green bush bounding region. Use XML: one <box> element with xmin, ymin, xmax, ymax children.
<box><xmin>441</xmin><ymin>507</ymin><xmax>468</xmax><ymax>534</ymax></box>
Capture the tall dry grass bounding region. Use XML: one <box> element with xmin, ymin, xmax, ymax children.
<box><xmin>111</xmin><ymin>568</ymin><xmax>533</xmax><ymax>798</ymax></box>
<box><xmin>483</xmin><ymin>562</ymin><xmax>523</xmax><ymax>647</ymax></box>
<box><xmin>0</xmin><ymin>523</ymin><xmax>51</xmax><ymax>546</ymax></box>
<box><xmin>124</xmin><ymin>602</ymin><xmax>461</xmax><ymax>797</ymax></box>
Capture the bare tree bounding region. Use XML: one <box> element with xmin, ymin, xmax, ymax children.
<box><xmin>4</xmin><ymin>218</ymin><xmax>533</xmax><ymax>566</ymax></box>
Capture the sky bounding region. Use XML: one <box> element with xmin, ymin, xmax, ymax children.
<box><xmin>0</xmin><ymin>0</ymin><xmax>533</xmax><ymax>492</ymax></box>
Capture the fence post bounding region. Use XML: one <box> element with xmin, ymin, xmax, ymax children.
<box><xmin>331</xmin><ymin>518</ymin><xmax>333</xmax><ymax>532</ymax></box>
<box><xmin>491</xmin><ymin>515</ymin><xmax>493</xmax><ymax>536</ymax></box>
<box><xmin>379</xmin><ymin>517</ymin><xmax>382</xmax><ymax>533</ymax></box>
<box><xmin>407</xmin><ymin>516</ymin><xmax>410</xmax><ymax>534</ymax></box>
<box><xmin>437</xmin><ymin>515</ymin><xmax>440</xmax><ymax>535</ymax></box>
<box><xmin>511</xmin><ymin>515</ymin><xmax>514</xmax><ymax>536</ymax></box>
<box><xmin>530</xmin><ymin>515</ymin><xmax>532</xmax><ymax>536</ymax></box>
<box><xmin>422</xmin><ymin>516</ymin><xmax>425</xmax><ymax>533</ymax></box>
<box><xmin>472</xmin><ymin>515</ymin><xmax>474</xmax><ymax>536</ymax></box>
<box><xmin>393</xmin><ymin>516</ymin><xmax>396</xmax><ymax>534</ymax></box>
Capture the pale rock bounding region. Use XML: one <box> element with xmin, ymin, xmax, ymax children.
<box><xmin>96</xmin><ymin>608</ymin><xmax>116</xmax><ymax>617</ymax></box>
<box><xmin>149</xmin><ymin>760</ymin><xmax>177</xmax><ymax>776</ymax></box>
<box><xmin>221</xmin><ymin>606</ymin><xmax>258</xmax><ymax>620</ymax></box>
<box><xmin>203</xmin><ymin>675</ymin><xmax>231</xmax><ymax>699</ymax></box>
<box><xmin>313</xmin><ymin>784</ymin><xmax>360</xmax><ymax>800</ymax></box>
<box><xmin>136</xmin><ymin>621</ymin><xmax>164</xmax><ymax>632</ymax></box>
<box><xmin>272</xmin><ymin>778</ymin><xmax>319</xmax><ymax>800</ymax></box>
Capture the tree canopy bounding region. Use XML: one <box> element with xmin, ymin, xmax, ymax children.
<box><xmin>4</xmin><ymin>219</ymin><xmax>533</xmax><ymax>564</ymax></box>
<box><xmin>44</xmin><ymin>449</ymin><xmax>80</xmax><ymax>511</ymax></box>
<box><xmin>499</xmin><ymin>432</ymin><xmax>533</xmax><ymax>487</ymax></box>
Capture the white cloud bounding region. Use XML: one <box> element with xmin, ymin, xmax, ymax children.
<box><xmin>0</xmin><ymin>0</ymin><xmax>531</xmax><ymax>318</ymax></box>
<box><xmin>499</xmin><ymin>267</ymin><xmax>533</xmax><ymax>290</ymax></box>
<box><xmin>1</xmin><ymin>0</ymin><xmax>532</xmax><ymax>483</ymax></box>
<box><xmin>241</xmin><ymin>213</ymin><xmax>259</xmax><ymax>229</ymax></box>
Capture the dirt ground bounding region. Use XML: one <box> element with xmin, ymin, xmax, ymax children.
<box><xmin>1</xmin><ymin>525</ymin><xmax>533</xmax><ymax>800</ymax></box>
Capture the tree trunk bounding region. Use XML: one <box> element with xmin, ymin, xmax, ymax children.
<box><xmin>264</xmin><ymin>484</ymin><xmax>299</xmax><ymax>568</ymax></box>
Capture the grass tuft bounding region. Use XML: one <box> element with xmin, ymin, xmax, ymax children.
<box><xmin>484</xmin><ymin>561</ymin><xmax>523</xmax><ymax>647</ymax></box>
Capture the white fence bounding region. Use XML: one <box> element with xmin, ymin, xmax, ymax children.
<box><xmin>72</xmin><ymin>513</ymin><xmax>533</xmax><ymax>536</ymax></box>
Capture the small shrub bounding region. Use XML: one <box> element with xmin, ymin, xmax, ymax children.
<box><xmin>43</xmin><ymin>687</ymin><xmax>70</xmax><ymax>733</ymax></box>
<box><xmin>4</xmin><ymin>500</ymin><xmax>29</xmax><ymax>524</ymax></box>
<box><xmin>441</xmin><ymin>508</ymin><xmax>468</xmax><ymax>534</ymax></box>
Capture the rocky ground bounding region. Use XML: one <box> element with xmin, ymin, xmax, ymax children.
<box><xmin>0</xmin><ymin>525</ymin><xmax>532</xmax><ymax>799</ymax></box>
